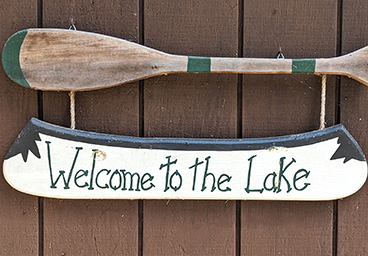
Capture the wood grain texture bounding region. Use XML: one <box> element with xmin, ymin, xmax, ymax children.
<box><xmin>144</xmin><ymin>73</ymin><xmax>237</xmax><ymax>138</ymax></box>
<box><xmin>241</xmin><ymin>0</ymin><xmax>337</xmax><ymax>254</ymax></box>
<box><xmin>143</xmin><ymin>0</ymin><xmax>238</xmax><ymax>254</ymax></box>
<box><xmin>18</xmin><ymin>29</ymin><xmax>187</xmax><ymax>91</ymax></box>
<box><xmin>43</xmin><ymin>91</ymin><xmax>70</xmax><ymax>128</ymax></box>
<box><xmin>338</xmin><ymin>0</ymin><xmax>368</xmax><ymax>254</ymax></box>
<box><xmin>144</xmin><ymin>0</ymin><xmax>238</xmax><ymax>139</ymax></box>
<box><xmin>143</xmin><ymin>200</ymin><xmax>235</xmax><ymax>255</ymax></box>
<box><xmin>242</xmin><ymin>201</ymin><xmax>333</xmax><ymax>255</ymax></box>
<box><xmin>242</xmin><ymin>74</ymin><xmax>338</xmax><ymax>137</ymax></box>
<box><xmin>42</xmin><ymin>0</ymin><xmax>140</xmax><ymax>254</ymax></box>
<box><xmin>315</xmin><ymin>47</ymin><xmax>368</xmax><ymax>87</ymax></box>
<box><xmin>74</xmin><ymin>85</ymin><xmax>140</xmax><ymax>136</ymax></box>
<box><xmin>43</xmin><ymin>199</ymin><xmax>138</xmax><ymax>255</ymax></box>
<box><xmin>0</xmin><ymin>0</ymin><xmax>39</xmax><ymax>254</ymax></box>
<box><xmin>211</xmin><ymin>57</ymin><xmax>292</xmax><ymax>73</ymax></box>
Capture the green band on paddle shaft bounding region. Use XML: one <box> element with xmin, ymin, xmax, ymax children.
<box><xmin>292</xmin><ymin>59</ymin><xmax>316</xmax><ymax>73</ymax></box>
<box><xmin>1</xmin><ymin>30</ymin><xmax>30</xmax><ymax>88</ymax></box>
<box><xmin>187</xmin><ymin>56</ymin><xmax>211</xmax><ymax>72</ymax></box>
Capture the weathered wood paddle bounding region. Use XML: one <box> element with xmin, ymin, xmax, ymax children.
<box><xmin>2</xmin><ymin>28</ymin><xmax>368</xmax><ymax>91</ymax></box>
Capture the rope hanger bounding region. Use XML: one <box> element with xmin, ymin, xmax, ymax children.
<box><xmin>69</xmin><ymin>20</ymin><xmax>76</xmax><ymax>129</ymax></box>
<box><xmin>320</xmin><ymin>75</ymin><xmax>326</xmax><ymax>130</ymax></box>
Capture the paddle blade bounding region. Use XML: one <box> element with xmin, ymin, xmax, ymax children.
<box><xmin>343</xmin><ymin>46</ymin><xmax>368</xmax><ymax>86</ymax></box>
<box><xmin>2</xmin><ymin>29</ymin><xmax>187</xmax><ymax>91</ymax></box>
<box><xmin>315</xmin><ymin>45</ymin><xmax>368</xmax><ymax>87</ymax></box>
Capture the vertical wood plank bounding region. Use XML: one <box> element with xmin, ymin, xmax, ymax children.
<box><xmin>42</xmin><ymin>0</ymin><xmax>140</xmax><ymax>254</ymax></box>
<box><xmin>338</xmin><ymin>0</ymin><xmax>368</xmax><ymax>254</ymax></box>
<box><xmin>144</xmin><ymin>200</ymin><xmax>235</xmax><ymax>255</ymax></box>
<box><xmin>44</xmin><ymin>200</ymin><xmax>138</xmax><ymax>255</ymax></box>
<box><xmin>241</xmin><ymin>1</ymin><xmax>337</xmax><ymax>255</ymax></box>
<box><xmin>242</xmin><ymin>201</ymin><xmax>333</xmax><ymax>255</ymax></box>
<box><xmin>143</xmin><ymin>0</ymin><xmax>238</xmax><ymax>255</ymax></box>
<box><xmin>0</xmin><ymin>0</ymin><xmax>39</xmax><ymax>254</ymax></box>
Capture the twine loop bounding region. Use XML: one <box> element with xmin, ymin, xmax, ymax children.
<box><xmin>319</xmin><ymin>75</ymin><xmax>327</xmax><ymax>130</ymax></box>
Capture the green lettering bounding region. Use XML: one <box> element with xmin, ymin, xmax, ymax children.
<box><xmin>74</xmin><ymin>169</ymin><xmax>89</xmax><ymax>188</ymax></box>
<box><xmin>120</xmin><ymin>170</ymin><xmax>141</xmax><ymax>191</ymax></box>
<box><xmin>274</xmin><ymin>157</ymin><xmax>295</xmax><ymax>193</ymax></box>
<box><xmin>88</xmin><ymin>149</ymin><xmax>98</xmax><ymax>190</ymax></box>
<box><xmin>217</xmin><ymin>174</ymin><xmax>232</xmax><ymax>192</ymax></box>
<box><xmin>201</xmin><ymin>156</ymin><xmax>216</xmax><ymax>192</ymax></box>
<box><xmin>109</xmin><ymin>169</ymin><xmax>122</xmax><ymax>191</ymax></box>
<box><xmin>169</xmin><ymin>170</ymin><xmax>182</xmax><ymax>192</ymax></box>
<box><xmin>96</xmin><ymin>169</ymin><xmax>110</xmax><ymax>189</ymax></box>
<box><xmin>141</xmin><ymin>173</ymin><xmax>155</xmax><ymax>191</ymax></box>
<box><xmin>160</xmin><ymin>156</ymin><xmax>178</xmax><ymax>192</ymax></box>
<box><xmin>46</xmin><ymin>141</ymin><xmax>82</xmax><ymax>189</ymax></box>
<box><xmin>189</xmin><ymin>157</ymin><xmax>204</xmax><ymax>191</ymax></box>
<box><xmin>245</xmin><ymin>155</ymin><xmax>264</xmax><ymax>193</ymax></box>
<box><xmin>263</xmin><ymin>172</ymin><xmax>277</xmax><ymax>191</ymax></box>
<box><xmin>293</xmin><ymin>169</ymin><xmax>311</xmax><ymax>191</ymax></box>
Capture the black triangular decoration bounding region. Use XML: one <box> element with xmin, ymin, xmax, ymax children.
<box><xmin>5</xmin><ymin>121</ymin><xmax>41</xmax><ymax>162</ymax></box>
<box><xmin>330</xmin><ymin>132</ymin><xmax>365</xmax><ymax>163</ymax></box>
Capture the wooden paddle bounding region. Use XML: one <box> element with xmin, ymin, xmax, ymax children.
<box><xmin>2</xmin><ymin>28</ymin><xmax>368</xmax><ymax>91</ymax></box>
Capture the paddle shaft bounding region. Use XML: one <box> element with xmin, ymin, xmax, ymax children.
<box><xmin>209</xmin><ymin>56</ymin><xmax>355</xmax><ymax>79</ymax></box>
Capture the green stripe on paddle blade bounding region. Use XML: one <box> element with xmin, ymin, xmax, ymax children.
<box><xmin>187</xmin><ymin>56</ymin><xmax>211</xmax><ymax>72</ymax></box>
<box><xmin>1</xmin><ymin>30</ymin><xmax>30</xmax><ymax>88</ymax></box>
<box><xmin>292</xmin><ymin>59</ymin><xmax>316</xmax><ymax>73</ymax></box>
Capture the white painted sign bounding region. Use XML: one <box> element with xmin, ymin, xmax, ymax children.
<box><xmin>3</xmin><ymin>118</ymin><xmax>367</xmax><ymax>200</ymax></box>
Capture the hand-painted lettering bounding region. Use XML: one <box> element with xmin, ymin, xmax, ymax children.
<box><xmin>189</xmin><ymin>157</ymin><xmax>204</xmax><ymax>191</ymax></box>
<box><xmin>95</xmin><ymin>169</ymin><xmax>110</xmax><ymax>189</ymax></box>
<box><xmin>293</xmin><ymin>169</ymin><xmax>311</xmax><ymax>191</ymax></box>
<box><xmin>110</xmin><ymin>170</ymin><xmax>122</xmax><ymax>190</ymax></box>
<box><xmin>141</xmin><ymin>173</ymin><xmax>155</xmax><ymax>191</ymax></box>
<box><xmin>201</xmin><ymin>156</ymin><xmax>216</xmax><ymax>192</ymax></box>
<box><xmin>88</xmin><ymin>149</ymin><xmax>98</xmax><ymax>190</ymax></box>
<box><xmin>120</xmin><ymin>170</ymin><xmax>141</xmax><ymax>191</ymax></box>
<box><xmin>160</xmin><ymin>156</ymin><xmax>179</xmax><ymax>192</ymax></box>
<box><xmin>47</xmin><ymin>141</ymin><xmax>82</xmax><ymax>189</ymax></box>
<box><xmin>245</xmin><ymin>156</ymin><xmax>311</xmax><ymax>194</ymax></box>
<box><xmin>245</xmin><ymin>155</ymin><xmax>264</xmax><ymax>193</ymax></box>
<box><xmin>217</xmin><ymin>174</ymin><xmax>232</xmax><ymax>192</ymax></box>
<box><xmin>274</xmin><ymin>157</ymin><xmax>295</xmax><ymax>193</ymax></box>
<box><xmin>74</xmin><ymin>169</ymin><xmax>89</xmax><ymax>188</ymax></box>
<box><xmin>45</xmin><ymin>142</ymin><xmax>312</xmax><ymax>195</ymax></box>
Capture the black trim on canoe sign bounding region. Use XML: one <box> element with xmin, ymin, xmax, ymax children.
<box><xmin>5</xmin><ymin>118</ymin><xmax>366</xmax><ymax>164</ymax></box>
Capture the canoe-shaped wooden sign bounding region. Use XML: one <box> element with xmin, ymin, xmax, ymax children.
<box><xmin>3</xmin><ymin>118</ymin><xmax>367</xmax><ymax>200</ymax></box>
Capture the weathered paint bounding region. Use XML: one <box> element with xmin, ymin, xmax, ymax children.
<box><xmin>1</xmin><ymin>29</ymin><xmax>30</xmax><ymax>88</ymax></box>
<box><xmin>3</xmin><ymin>118</ymin><xmax>367</xmax><ymax>200</ymax></box>
<box><xmin>292</xmin><ymin>59</ymin><xmax>316</xmax><ymax>73</ymax></box>
<box><xmin>187</xmin><ymin>56</ymin><xmax>211</xmax><ymax>72</ymax></box>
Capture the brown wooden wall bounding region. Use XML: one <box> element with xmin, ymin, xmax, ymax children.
<box><xmin>1</xmin><ymin>0</ymin><xmax>368</xmax><ymax>255</ymax></box>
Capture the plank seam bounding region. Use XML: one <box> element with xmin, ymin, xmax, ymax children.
<box><xmin>333</xmin><ymin>0</ymin><xmax>343</xmax><ymax>255</ymax></box>
<box><xmin>237</xmin><ymin>0</ymin><xmax>244</xmax><ymax>256</ymax></box>
<box><xmin>37</xmin><ymin>1</ymin><xmax>44</xmax><ymax>255</ymax></box>
<box><xmin>138</xmin><ymin>1</ymin><xmax>144</xmax><ymax>256</ymax></box>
